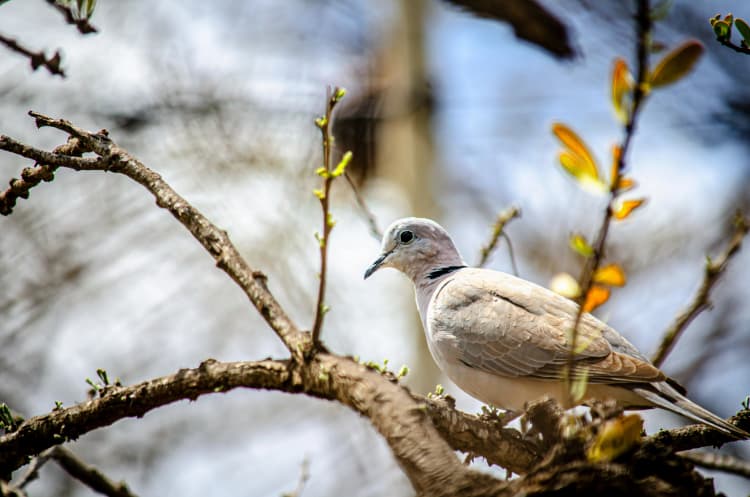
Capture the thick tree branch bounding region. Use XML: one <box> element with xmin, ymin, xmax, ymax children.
<box><xmin>0</xmin><ymin>357</ymin><xmax>513</xmax><ymax>496</ymax></box>
<box><xmin>651</xmin><ymin>214</ymin><xmax>749</xmax><ymax>366</ymax></box>
<box><xmin>643</xmin><ymin>409</ymin><xmax>750</xmax><ymax>454</ymax></box>
<box><xmin>440</xmin><ymin>0</ymin><xmax>575</xmax><ymax>59</ymax></box>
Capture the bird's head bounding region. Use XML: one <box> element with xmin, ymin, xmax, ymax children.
<box><xmin>364</xmin><ymin>217</ymin><xmax>464</xmax><ymax>282</ymax></box>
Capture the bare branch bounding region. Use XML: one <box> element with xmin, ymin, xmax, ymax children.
<box><xmin>651</xmin><ymin>214</ymin><xmax>749</xmax><ymax>366</ymax></box>
<box><xmin>476</xmin><ymin>205</ymin><xmax>521</xmax><ymax>269</ymax></box>
<box><xmin>0</xmin><ymin>34</ymin><xmax>65</xmax><ymax>77</ymax></box>
<box><xmin>440</xmin><ymin>0</ymin><xmax>575</xmax><ymax>59</ymax></box>
<box><xmin>645</xmin><ymin>409</ymin><xmax>750</xmax><ymax>453</ymax></box>
<box><xmin>12</xmin><ymin>111</ymin><xmax>311</xmax><ymax>361</ymax></box>
<box><xmin>717</xmin><ymin>38</ymin><xmax>750</xmax><ymax>55</ymax></box>
<box><xmin>343</xmin><ymin>171</ymin><xmax>382</xmax><ymax>240</ymax></box>
<box><xmin>50</xmin><ymin>446</ymin><xmax>138</xmax><ymax>497</ymax></box>
<box><xmin>423</xmin><ymin>396</ymin><xmax>541</xmax><ymax>474</ymax></box>
<box><xmin>0</xmin><ymin>357</ymin><xmax>511</xmax><ymax>495</ymax></box>
<box><xmin>680</xmin><ymin>450</ymin><xmax>750</xmax><ymax>479</ymax></box>
<box><xmin>0</xmin><ymin>136</ymin><xmax>90</xmax><ymax>215</ymax></box>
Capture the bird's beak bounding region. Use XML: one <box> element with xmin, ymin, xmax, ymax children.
<box><xmin>364</xmin><ymin>250</ymin><xmax>391</xmax><ymax>280</ymax></box>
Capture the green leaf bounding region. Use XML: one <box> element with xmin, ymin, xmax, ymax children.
<box><xmin>333</xmin><ymin>87</ymin><xmax>347</xmax><ymax>102</ymax></box>
<box><xmin>650</xmin><ymin>40</ymin><xmax>704</xmax><ymax>88</ymax></box>
<box><xmin>569</xmin><ymin>233</ymin><xmax>594</xmax><ymax>257</ymax></box>
<box><xmin>331</xmin><ymin>150</ymin><xmax>352</xmax><ymax>177</ymax></box>
<box><xmin>713</xmin><ymin>20</ymin><xmax>731</xmax><ymax>41</ymax></box>
<box><xmin>735</xmin><ymin>19</ymin><xmax>750</xmax><ymax>45</ymax></box>
<box><xmin>86</xmin><ymin>0</ymin><xmax>97</xmax><ymax>18</ymax></box>
<box><xmin>96</xmin><ymin>368</ymin><xmax>109</xmax><ymax>385</ymax></box>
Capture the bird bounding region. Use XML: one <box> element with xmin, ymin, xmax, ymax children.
<box><xmin>364</xmin><ymin>217</ymin><xmax>749</xmax><ymax>438</ymax></box>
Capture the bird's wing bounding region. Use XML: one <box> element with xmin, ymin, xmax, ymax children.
<box><xmin>428</xmin><ymin>268</ymin><xmax>665</xmax><ymax>384</ymax></box>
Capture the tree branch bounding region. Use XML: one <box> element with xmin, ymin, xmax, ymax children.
<box><xmin>717</xmin><ymin>38</ymin><xmax>750</xmax><ymax>55</ymax></box>
<box><xmin>651</xmin><ymin>214</ymin><xmax>749</xmax><ymax>366</ymax></box>
<box><xmin>49</xmin><ymin>446</ymin><xmax>138</xmax><ymax>497</ymax></box>
<box><xmin>644</xmin><ymin>409</ymin><xmax>750</xmax><ymax>453</ymax></box>
<box><xmin>476</xmin><ymin>205</ymin><xmax>521</xmax><ymax>269</ymax></box>
<box><xmin>6</xmin><ymin>111</ymin><xmax>311</xmax><ymax>362</ymax></box>
<box><xmin>680</xmin><ymin>450</ymin><xmax>750</xmax><ymax>479</ymax></box>
<box><xmin>440</xmin><ymin>0</ymin><xmax>575</xmax><ymax>59</ymax></box>
<box><xmin>0</xmin><ymin>357</ymin><xmax>516</xmax><ymax>495</ymax></box>
<box><xmin>565</xmin><ymin>0</ymin><xmax>651</xmax><ymax>396</ymax></box>
<box><xmin>0</xmin><ymin>136</ymin><xmax>89</xmax><ymax>215</ymax></box>
<box><xmin>0</xmin><ymin>34</ymin><xmax>65</xmax><ymax>77</ymax></box>
<box><xmin>45</xmin><ymin>0</ymin><xmax>98</xmax><ymax>34</ymax></box>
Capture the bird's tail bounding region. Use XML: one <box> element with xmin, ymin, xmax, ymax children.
<box><xmin>632</xmin><ymin>382</ymin><xmax>749</xmax><ymax>440</ymax></box>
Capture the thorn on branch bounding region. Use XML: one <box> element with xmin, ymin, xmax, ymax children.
<box><xmin>0</xmin><ymin>34</ymin><xmax>66</xmax><ymax>77</ymax></box>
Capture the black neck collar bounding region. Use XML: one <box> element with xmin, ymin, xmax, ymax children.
<box><xmin>427</xmin><ymin>265</ymin><xmax>466</xmax><ymax>280</ymax></box>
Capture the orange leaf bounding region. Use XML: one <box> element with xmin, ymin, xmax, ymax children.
<box><xmin>650</xmin><ymin>40</ymin><xmax>704</xmax><ymax>88</ymax></box>
<box><xmin>616</xmin><ymin>177</ymin><xmax>636</xmax><ymax>192</ymax></box>
<box><xmin>594</xmin><ymin>264</ymin><xmax>627</xmax><ymax>287</ymax></box>
<box><xmin>552</xmin><ymin>123</ymin><xmax>600</xmax><ymax>180</ymax></box>
<box><xmin>583</xmin><ymin>285</ymin><xmax>610</xmax><ymax>313</ymax></box>
<box><xmin>611</xmin><ymin>59</ymin><xmax>633</xmax><ymax>123</ymax></box>
<box><xmin>613</xmin><ymin>198</ymin><xmax>646</xmax><ymax>220</ymax></box>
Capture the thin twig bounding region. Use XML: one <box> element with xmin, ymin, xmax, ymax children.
<box><xmin>281</xmin><ymin>458</ymin><xmax>310</xmax><ymax>497</ymax></box>
<box><xmin>50</xmin><ymin>446</ymin><xmax>139</xmax><ymax>497</ymax></box>
<box><xmin>311</xmin><ymin>87</ymin><xmax>346</xmax><ymax>346</ymax></box>
<box><xmin>0</xmin><ymin>34</ymin><xmax>65</xmax><ymax>77</ymax></box>
<box><xmin>680</xmin><ymin>450</ymin><xmax>750</xmax><ymax>479</ymax></box>
<box><xmin>717</xmin><ymin>38</ymin><xmax>750</xmax><ymax>55</ymax></box>
<box><xmin>0</xmin><ymin>136</ymin><xmax>88</xmax><ymax>215</ymax></box>
<box><xmin>564</xmin><ymin>0</ymin><xmax>651</xmax><ymax>398</ymax></box>
<box><xmin>343</xmin><ymin>171</ymin><xmax>382</xmax><ymax>240</ymax></box>
<box><xmin>651</xmin><ymin>214</ymin><xmax>749</xmax><ymax>367</ymax></box>
<box><xmin>12</xmin><ymin>450</ymin><xmax>53</xmax><ymax>489</ymax></box>
<box><xmin>476</xmin><ymin>205</ymin><xmax>521</xmax><ymax>269</ymax></box>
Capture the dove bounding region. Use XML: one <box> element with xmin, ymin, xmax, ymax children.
<box><xmin>364</xmin><ymin>217</ymin><xmax>748</xmax><ymax>438</ymax></box>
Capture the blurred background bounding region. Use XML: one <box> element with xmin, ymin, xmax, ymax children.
<box><xmin>1</xmin><ymin>0</ymin><xmax>749</xmax><ymax>495</ymax></box>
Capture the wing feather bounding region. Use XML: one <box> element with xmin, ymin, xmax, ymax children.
<box><xmin>428</xmin><ymin>269</ymin><xmax>664</xmax><ymax>384</ymax></box>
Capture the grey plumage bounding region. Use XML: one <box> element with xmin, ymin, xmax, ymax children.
<box><xmin>365</xmin><ymin>217</ymin><xmax>748</xmax><ymax>439</ymax></box>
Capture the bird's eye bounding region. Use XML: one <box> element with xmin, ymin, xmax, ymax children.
<box><xmin>399</xmin><ymin>230</ymin><xmax>414</xmax><ymax>244</ymax></box>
